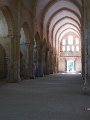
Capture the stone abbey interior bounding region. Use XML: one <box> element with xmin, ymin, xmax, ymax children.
<box><xmin>0</xmin><ymin>0</ymin><xmax>90</xmax><ymax>120</ymax></box>
<box><xmin>0</xmin><ymin>0</ymin><xmax>87</xmax><ymax>82</ymax></box>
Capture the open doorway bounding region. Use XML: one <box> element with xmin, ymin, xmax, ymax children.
<box><xmin>67</xmin><ymin>60</ymin><xmax>74</xmax><ymax>72</ymax></box>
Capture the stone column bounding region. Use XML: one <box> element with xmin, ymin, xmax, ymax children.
<box><xmin>39</xmin><ymin>45</ymin><xmax>44</xmax><ymax>77</ymax></box>
<box><xmin>45</xmin><ymin>47</ymin><xmax>49</xmax><ymax>75</ymax></box>
<box><xmin>35</xmin><ymin>45</ymin><xmax>43</xmax><ymax>77</ymax></box>
<box><xmin>53</xmin><ymin>53</ymin><xmax>57</xmax><ymax>73</ymax></box>
<box><xmin>47</xmin><ymin>49</ymin><xmax>54</xmax><ymax>75</ymax></box>
<box><xmin>25</xmin><ymin>42</ymin><xmax>33</xmax><ymax>78</ymax></box>
<box><xmin>42</xmin><ymin>45</ymin><xmax>46</xmax><ymax>76</ymax></box>
<box><xmin>49</xmin><ymin>49</ymin><xmax>53</xmax><ymax>74</ymax></box>
<box><xmin>47</xmin><ymin>49</ymin><xmax>50</xmax><ymax>75</ymax></box>
<box><xmin>7</xmin><ymin>35</ymin><xmax>21</xmax><ymax>82</ymax></box>
<box><xmin>56</xmin><ymin>54</ymin><xmax>59</xmax><ymax>73</ymax></box>
<box><xmin>82</xmin><ymin>0</ymin><xmax>90</xmax><ymax>94</ymax></box>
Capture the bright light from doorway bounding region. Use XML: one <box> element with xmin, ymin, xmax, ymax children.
<box><xmin>67</xmin><ymin>60</ymin><xmax>74</xmax><ymax>72</ymax></box>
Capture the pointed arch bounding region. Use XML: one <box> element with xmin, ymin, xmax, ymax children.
<box><xmin>1</xmin><ymin>6</ymin><xmax>16</xmax><ymax>36</ymax></box>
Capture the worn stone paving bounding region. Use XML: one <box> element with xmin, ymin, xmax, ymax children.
<box><xmin>0</xmin><ymin>74</ymin><xmax>90</xmax><ymax>120</ymax></box>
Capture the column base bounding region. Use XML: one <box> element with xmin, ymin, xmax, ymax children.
<box><xmin>82</xmin><ymin>80</ymin><xmax>90</xmax><ymax>95</ymax></box>
<box><xmin>7</xmin><ymin>75</ymin><xmax>21</xmax><ymax>83</ymax></box>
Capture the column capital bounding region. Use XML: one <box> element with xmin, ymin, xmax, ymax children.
<box><xmin>8</xmin><ymin>33</ymin><xmax>21</xmax><ymax>39</ymax></box>
<box><xmin>8</xmin><ymin>35</ymin><xmax>15</xmax><ymax>39</ymax></box>
<box><xmin>20</xmin><ymin>42</ymin><xmax>31</xmax><ymax>46</ymax></box>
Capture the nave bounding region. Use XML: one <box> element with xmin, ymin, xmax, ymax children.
<box><xmin>0</xmin><ymin>74</ymin><xmax>90</xmax><ymax>120</ymax></box>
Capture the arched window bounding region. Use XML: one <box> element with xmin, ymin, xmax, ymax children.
<box><xmin>76</xmin><ymin>38</ymin><xmax>79</xmax><ymax>44</ymax></box>
<box><xmin>68</xmin><ymin>35</ymin><xmax>73</xmax><ymax>45</ymax></box>
<box><xmin>62</xmin><ymin>46</ymin><xmax>65</xmax><ymax>51</ymax></box>
<box><xmin>72</xmin><ymin>46</ymin><xmax>74</xmax><ymax>51</ymax></box>
<box><xmin>61</xmin><ymin>35</ymin><xmax>80</xmax><ymax>53</ymax></box>
<box><xmin>62</xmin><ymin>39</ymin><xmax>66</xmax><ymax>45</ymax></box>
<box><xmin>76</xmin><ymin>46</ymin><xmax>79</xmax><ymax>51</ymax></box>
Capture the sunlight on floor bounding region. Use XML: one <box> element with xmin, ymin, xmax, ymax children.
<box><xmin>61</xmin><ymin>72</ymin><xmax>81</xmax><ymax>75</ymax></box>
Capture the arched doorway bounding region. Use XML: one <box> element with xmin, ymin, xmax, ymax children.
<box><xmin>0</xmin><ymin>6</ymin><xmax>19</xmax><ymax>82</ymax></box>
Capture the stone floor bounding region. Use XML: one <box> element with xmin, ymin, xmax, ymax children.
<box><xmin>0</xmin><ymin>73</ymin><xmax>90</xmax><ymax>120</ymax></box>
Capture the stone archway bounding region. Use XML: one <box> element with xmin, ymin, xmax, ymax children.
<box><xmin>0</xmin><ymin>6</ymin><xmax>20</xmax><ymax>82</ymax></box>
<box><xmin>0</xmin><ymin>9</ymin><xmax>10</xmax><ymax>81</ymax></box>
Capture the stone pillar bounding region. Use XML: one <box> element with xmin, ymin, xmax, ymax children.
<box><xmin>82</xmin><ymin>0</ymin><xmax>90</xmax><ymax>94</ymax></box>
<box><xmin>26</xmin><ymin>42</ymin><xmax>33</xmax><ymax>78</ymax></box>
<box><xmin>7</xmin><ymin>35</ymin><xmax>20</xmax><ymax>82</ymax></box>
<box><xmin>45</xmin><ymin>47</ymin><xmax>49</xmax><ymax>75</ymax></box>
<box><xmin>82</xmin><ymin>42</ymin><xmax>90</xmax><ymax>94</ymax></box>
<box><xmin>53</xmin><ymin>53</ymin><xmax>57</xmax><ymax>73</ymax></box>
<box><xmin>35</xmin><ymin>45</ymin><xmax>43</xmax><ymax>77</ymax></box>
<box><xmin>47</xmin><ymin>50</ymin><xmax>50</xmax><ymax>74</ymax></box>
<box><xmin>32</xmin><ymin>41</ymin><xmax>36</xmax><ymax>78</ymax></box>
<box><xmin>47</xmin><ymin>48</ymin><xmax>54</xmax><ymax>75</ymax></box>
<box><xmin>56</xmin><ymin>54</ymin><xmax>59</xmax><ymax>73</ymax></box>
<box><xmin>49</xmin><ymin>49</ymin><xmax>53</xmax><ymax>74</ymax></box>
<box><xmin>41</xmin><ymin>46</ymin><xmax>45</xmax><ymax>75</ymax></box>
<box><xmin>42</xmin><ymin>45</ymin><xmax>46</xmax><ymax>76</ymax></box>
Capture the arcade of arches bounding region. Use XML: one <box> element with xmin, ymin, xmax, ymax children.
<box><xmin>0</xmin><ymin>0</ymin><xmax>90</xmax><ymax>92</ymax></box>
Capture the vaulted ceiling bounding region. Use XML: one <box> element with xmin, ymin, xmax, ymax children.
<box><xmin>22</xmin><ymin>0</ymin><xmax>82</xmax><ymax>53</ymax></box>
<box><xmin>35</xmin><ymin>0</ymin><xmax>82</xmax><ymax>52</ymax></box>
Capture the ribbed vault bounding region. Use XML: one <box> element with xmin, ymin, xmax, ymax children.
<box><xmin>35</xmin><ymin>0</ymin><xmax>83</xmax><ymax>73</ymax></box>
